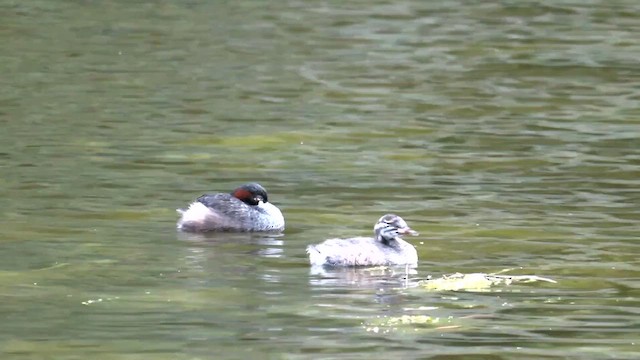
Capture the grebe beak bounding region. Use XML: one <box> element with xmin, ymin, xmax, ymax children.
<box><xmin>398</xmin><ymin>227</ymin><xmax>419</xmax><ymax>236</ymax></box>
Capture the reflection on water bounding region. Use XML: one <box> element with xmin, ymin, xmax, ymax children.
<box><xmin>2</xmin><ymin>0</ymin><xmax>640</xmax><ymax>359</ymax></box>
<box><xmin>309</xmin><ymin>265</ymin><xmax>417</xmax><ymax>288</ymax></box>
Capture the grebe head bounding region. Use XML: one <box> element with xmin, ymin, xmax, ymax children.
<box><xmin>374</xmin><ymin>214</ymin><xmax>419</xmax><ymax>245</ymax></box>
<box><xmin>231</xmin><ymin>183</ymin><xmax>269</xmax><ymax>206</ymax></box>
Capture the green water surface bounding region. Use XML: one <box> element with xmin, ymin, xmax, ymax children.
<box><xmin>1</xmin><ymin>1</ymin><xmax>639</xmax><ymax>359</ymax></box>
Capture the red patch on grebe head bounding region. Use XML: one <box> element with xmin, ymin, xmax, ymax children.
<box><xmin>232</xmin><ymin>188</ymin><xmax>252</xmax><ymax>201</ymax></box>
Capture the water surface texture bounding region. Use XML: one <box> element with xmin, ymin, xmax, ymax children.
<box><xmin>1</xmin><ymin>1</ymin><xmax>639</xmax><ymax>359</ymax></box>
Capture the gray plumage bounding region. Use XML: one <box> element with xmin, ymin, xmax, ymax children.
<box><xmin>307</xmin><ymin>214</ymin><xmax>419</xmax><ymax>267</ymax></box>
<box><xmin>177</xmin><ymin>183</ymin><xmax>285</xmax><ymax>232</ymax></box>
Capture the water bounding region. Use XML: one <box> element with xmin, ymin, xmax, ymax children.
<box><xmin>1</xmin><ymin>0</ymin><xmax>639</xmax><ymax>359</ymax></box>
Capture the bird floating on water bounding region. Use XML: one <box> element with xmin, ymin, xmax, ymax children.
<box><xmin>307</xmin><ymin>214</ymin><xmax>419</xmax><ymax>267</ymax></box>
<box><xmin>177</xmin><ymin>183</ymin><xmax>285</xmax><ymax>232</ymax></box>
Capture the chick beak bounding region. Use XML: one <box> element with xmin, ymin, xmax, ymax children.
<box><xmin>398</xmin><ymin>227</ymin><xmax>419</xmax><ymax>236</ymax></box>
